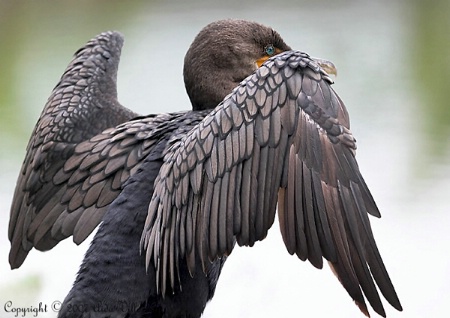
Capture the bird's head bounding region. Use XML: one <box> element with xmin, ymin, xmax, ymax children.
<box><xmin>183</xmin><ymin>19</ymin><xmax>291</xmax><ymax>111</ymax></box>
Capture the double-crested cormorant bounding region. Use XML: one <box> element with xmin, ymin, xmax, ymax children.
<box><xmin>9</xmin><ymin>20</ymin><xmax>402</xmax><ymax>317</ymax></box>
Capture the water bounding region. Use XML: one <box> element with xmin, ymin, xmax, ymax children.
<box><xmin>1</xmin><ymin>1</ymin><xmax>449</xmax><ymax>317</ymax></box>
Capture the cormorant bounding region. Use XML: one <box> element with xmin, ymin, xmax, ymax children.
<box><xmin>8</xmin><ymin>19</ymin><xmax>402</xmax><ymax>317</ymax></box>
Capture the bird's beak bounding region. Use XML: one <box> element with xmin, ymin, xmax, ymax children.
<box><xmin>256</xmin><ymin>48</ymin><xmax>285</xmax><ymax>68</ymax></box>
<box><xmin>256</xmin><ymin>52</ymin><xmax>338</xmax><ymax>79</ymax></box>
<box><xmin>312</xmin><ymin>57</ymin><xmax>338</xmax><ymax>77</ymax></box>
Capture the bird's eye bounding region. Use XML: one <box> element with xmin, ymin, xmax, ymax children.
<box><xmin>265</xmin><ymin>45</ymin><xmax>275</xmax><ymax>56</ymax></box>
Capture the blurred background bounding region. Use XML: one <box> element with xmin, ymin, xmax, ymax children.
<box><xmin>1</xmin><ymin>0</ymin><xmax>449</xmax><ymax>317</ymax></box>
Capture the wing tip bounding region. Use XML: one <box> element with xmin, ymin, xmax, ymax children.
<box><xmin>387</xmin><ymin>294</ymin><xmax>403</xmax><ymax>312</ymax></box>
<box><xmin>355</xmin><ymin>300</ymin><xmax>371</xmax><ymax>317</ymax></box>
<box><xmin>9</xmin><ymin>248</ymin><xmax>27</xmax><ymax>270</ymax></box>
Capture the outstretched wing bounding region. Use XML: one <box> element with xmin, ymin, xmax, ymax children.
<box><xmin>8</xmin><ymin>31</ymin><xmax>140</xmax><ymax>268</ymax></box>
<box><xmin>141</xmin><ymin>51</ymin><xmax>402</xmax><ymax>316</ymax></box>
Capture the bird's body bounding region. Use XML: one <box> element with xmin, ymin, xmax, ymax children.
<box><xmin>8</xmin><ymin>20</ymin><xmax>402</xmax><ymax>317</ymax></box>
<box><xmin>59</xmin><ymin>120</ymin><xmax>224</xmax><ymax>317</ymax></box>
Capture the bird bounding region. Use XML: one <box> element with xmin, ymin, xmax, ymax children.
<box><xmin>8</xmin><ymin>19</ymin><xmax>402</xmax><ymax>317</ymax></box>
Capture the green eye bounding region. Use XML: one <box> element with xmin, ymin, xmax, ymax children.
<box><xmin>265</xmin><ymin>45</ymin><xmax>275</xmax><ymax>56</ymax></box>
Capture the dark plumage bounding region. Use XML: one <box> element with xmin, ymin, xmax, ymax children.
<box><xmin>8</xmin><ymin>19</ymin><xmax>402</xmax><ymax>317</ymax></box>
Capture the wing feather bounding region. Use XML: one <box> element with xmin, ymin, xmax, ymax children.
<box><xmin>208</xmin><ymin>178</ymin><xmax>221</xmax><ymax>261</ymax></box>
<box><xmin>218</xmin><ymin>171</ymin><xmax>230</xmax><ymax>256</ymax></box>
<box><xmin>262</xmin><ymin>146</ymin><xmax>275</xmax><ymax>230</ymax></box>
<box><xmin>248</xmin><ymin>139</ymin><xmax>260</xmax><ymax>245</ymax></box>
<box><xmin>225</xmin><ymin>167</ymin><xmax>236</xmax><ymax>254</ymax></box>
<box><xmin>232</xmin><ymin>163</ymin><xmax>243</xmax><ymax>235</ymax></box>
<box><xmin>238</xmin><ymin>158</ymin><xmax>252</xmax><ymax>245</ymax></box>
<box><xmin>254</xmin><ymin>144</ymin><xmax>267</xmax><ymax>239</ymax></box>
<box><xmin>302</xmin><ymin>161</ymin><xmax>323</xmax><ymax>269</ymax></box>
